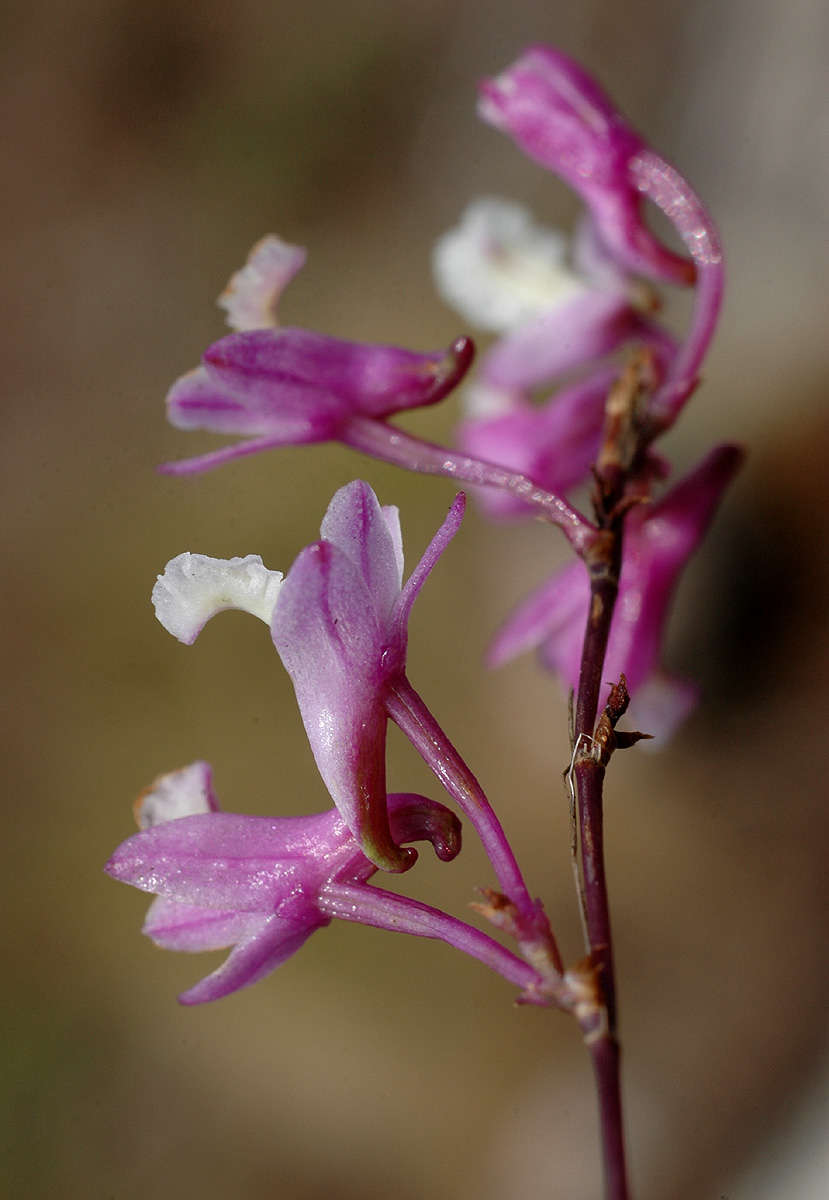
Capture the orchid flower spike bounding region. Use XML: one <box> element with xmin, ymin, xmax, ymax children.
<box><xmin>106</xmin><ymin>762</ymin><xmax>461</xmax><ymax>1005</ymax></box>
<box><xmin>489</xmin><ymin>444</ymin><xmax>744</xmax><ymax>742</ymax></box>
<box><xmin>161</xmin><ymin>235</ymin><xmax>473</xmax><ymax>476</ymax></box>
<box><xmin>271</xmin><ymin>481</ymin><xmax>466</xmax><ymax>872</ymax></box>
<box><xmin>478</xmin><ymin>46</ymin><xmax>695</xmax><ymax>287</ymax></box>
<box><xmin>151</xmin><ymin>482</ymin><xmax>466</xmax><ymax>873</ymax></box>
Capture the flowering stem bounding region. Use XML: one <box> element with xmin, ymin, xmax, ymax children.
<box><xmin>588</xmin><ymin>1034</ymin><xmax>629</xmax><ymax>1200</ymax></box>
<box><xmin>386</xmin><ymin>676</ymin><xmax>563</xmax><ymax>972</ymax></box>
<box><xmin>319</xmin><ymin>882</ymin><xmax>546</xmax><ymax>997</ymax></box>
<box><xmin>571</xmin><ymin>526</ymin><xmax>629</xmax><ymax>1200</ymax></box>
<box><xmin>567</xmin><ymin>156</ymin><xmax>725</xmax><ymax>1186</ymax></box>
<box><xmin>342</xmin><ymin>415</ymin><xmax>598</xmax><ymax>557</ymax></box>
<box><xmin>573</xmin><ymin>553</ymin><xmax>621</xmax><ymax>1025</ymax></box>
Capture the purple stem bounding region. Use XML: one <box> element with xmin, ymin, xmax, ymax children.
<box><xmin>319</xmin><ymin>882</ymin><xmax>544</xmax><ymax>996</ymax></box>
<box><xmin>385</xmin><ymin>676</ymin><xmax>562</xmax><ymax>973</ymax></box>
<box><xmin>629</xmin><ymin>149</ymin><xmax>724</xmax><ymax>428</ymax></box>
<box><xmin>589</xmin><ymin>1034</ymin><xmax>629</xmax><ymax>1200</ymax></box>
<box><xmin>574</xmin><ymin>155</ymin><xmax>724</xmax><ymax>1198</ymax></box>
<box><xmin>572</xmin><ymin>543</ymin><xmax>629</xmax><ymax>1200</ymax></box>
<box><xmin>573</xmin><ymin>564</ymin><xmax>620</xmax><ymax>1022</ymax></box>
<box><xmin>341</xmin><ymin>415</ymin><xmax>598</xmax><ymax>557</ymax></box>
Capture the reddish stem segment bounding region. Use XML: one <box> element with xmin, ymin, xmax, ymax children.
<box><xmin>571</xmin><ymin>536</ymin><xmax>629</xmax><ymax>1200</ymax></box>
<box><xmin>588</xmin><ymin>1033</ymin><xmax>629</xmax><ymax>1200</ymax></box>
<box><xmin>573</xmin><ymin>561</ymin><xmax>621</xmax><ymax>1029</ymax></box>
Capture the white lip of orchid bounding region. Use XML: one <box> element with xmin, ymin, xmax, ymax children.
<box><xmin>217</xmin><ymin>234</ymin><xmax>307</xmax><ymax>332</ymax></box>
<box><xmin>153</xmin><ymin>553</ymin><xmax>284</xmax><ymax>644</ymax></box>
<box><xmin>432</xmin><ymin>197</ymin><xmax>590</xmax><ymax>333</ymax></box>
<box><xmin>133</xmin><ymin>761</ymin><xmax>217</xmax><ymax>830</ymax></box>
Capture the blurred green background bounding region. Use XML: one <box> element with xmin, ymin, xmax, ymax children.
<box><xmin>3</xmin><ymin>1</ymin><xmax>828</xmax><ymax>1197</ymax></box>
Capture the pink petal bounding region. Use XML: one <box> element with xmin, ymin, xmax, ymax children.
<box><xmin>319</xmin><ymin>481</ymin><xmax>403</xmax><ymax>628</ymax></box>
<box><xmin>143</xmin><ymin>897</ymin><xmax>268</xmax><ymax>952</ymax></box>
<box><xmin>177</xmin><ymin>909</ymin><xmax>326</xmax><ymax>1005</ymax></box>
<box><xmin>481</xmin><ymin>290</ymin><xmax>636</xmax><ymax>392</ymax></box>
<box><xmin>271</xmin><ymin>540</ymin><xmax>411</xmax><ymax>874</ymax></box>
<box><xmin>489</xmin><ymin>560</ymin><xmax>587</xmax><ymax>670</ymax></box>
<box><xmin>478</xmin><ymin>46</ymin><xmax>694</xmax><ymax>286</ymax></box>
<box><xmin>391</xmin><ymin>492</ymin><xmax>465</xmax><ymax>643</ymax></box>
<box><xmin>626</xmin><ymin>674</ymin><xmax>699</xmax><ymax>746</ymax></box>
<box><xmin>203</xmin><ymin>328</ymin><xmax>472</xmax><ymax>419</ymax></box>
<box><xmin>104</xmin><ymin>811</ymin><xmax>351</xmax><ymax>911</ymax></box>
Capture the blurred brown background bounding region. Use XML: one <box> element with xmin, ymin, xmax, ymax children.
<box><xmin>3</xmin><ymin>1</ymin><xmax>828</xmax><ymax>1197</ymax></box>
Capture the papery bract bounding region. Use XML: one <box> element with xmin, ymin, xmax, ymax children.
<box><xmin>489</xmin><ymin>445</ymin><xmax>744</xmax><ymax>740</ymax></box>
<box><xmin>272</xmin><ymin>480</ymin><xmax>465</xmax><ymax>872</ymax></box>
<box><xmin>106</xmin><ymin>764</ymin><xmax>461</xmax><ymax>1005</ymax></box>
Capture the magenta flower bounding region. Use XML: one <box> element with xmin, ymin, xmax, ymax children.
<box><xmin>155</xmin><ymin>232</ymin><xmax>598</xmax><ymax>552</ymax></box>
<box><xmin>478</xmin><ymin>47</ymin><xmax>725</xmax><ymax>427</ymax></box>
<box><xmin>271</xmin><ymin>480</ymin><xmax>466</xmax><ymax>872</ymax></box>
<box><xmin>160</xmin><ymin>239</ymin><xmax>473</xmax><ymax>476</ymax></box>
<box><xmin>489</xmin><ymin>445</ymin><xmax>744</xmax><ymax>740</ymax></box>
<box><xmin>478</xmin><ymin>45</ymin><xmax>694</xmax><ymax>287</ymax></box>
<box><xmin>105</xmin><ymin>761</ymin><xmax>461</xmax><ymax>1005</ymax></box>
<box><xmin>151</xmin><ymin>481</ymin><xmax>465</xmax><ymax>874</ymax></box>
<box><xmin>147</xmin><ymin>483</ymin><xmax>557</xmax><ymax>941</ymax></box>
<box><xmin>432</xmin><ymin>197</ymin><xmax>678</xmax><ymax>520</ymax></box>
<box><xmin>433</xmin><ymin>197</ymin><xmax>655</xmax><ymax>395</ymax></box>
